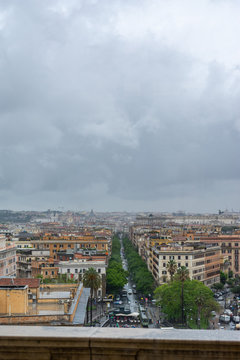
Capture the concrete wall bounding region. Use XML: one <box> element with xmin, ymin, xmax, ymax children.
<box><xmin>69</xmin><ymin>284</ymin><xmax>83</xmax><ymax>322</ymax></box>
<box><xmin>0</xmin><ymin>314</ymin><xmax>69</xmax><ymax>324</ymax></box>
<box><xmin>0</xmin><ymin>288</ymin><xmax>28</xmax><ymax>315</ymax></box>
<box><xmin>40</xmin><ymin>284</ymin><xmax>78</xmax><ymax>289</ymax></box>
<box><xmin>0</xmin><ymin>283</ymin><xmax>84</xmax><ymax>325</ymax></box>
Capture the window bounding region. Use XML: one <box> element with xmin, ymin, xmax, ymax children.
<box><xmin>178</xmin><ymin>256</ymin><xmax>181</xmax><ymax>260</ymax></box>
<box><xmin>45</xmin><ymin>271</ymin><xmax>48</xmax><ymax>275</ymax></box>
<box><xmin>163</xmin><ymin>256</ymin><xmax>166</xmax><ymax>260</ymax></box>
<box><xmin>98</xmin><ymin>269</ymin><xmax>101</xmax><ymax>273</ymax></box>
<box><xmin>178</xmin><ymin>263</ymin><xmax>181</xmax><ymax>267</ymax></box>
<box><xmin>75</xmin><ymin>269</ymin><xmax>78</xmax><ymax>273</ymax></box>
<box><xmin>67</xmin><ymin>269</ymin><xmax>70</xmax><ymax>273</ymax></box>
<box><xmin>163</xmin><ymin>263</ymin><xmax>166</xmax><ymax>267</ymax></box>
<box><xmin>54</xmin><ymin>244</ymin><xmax>57</xmax><ymax>248</ymax></box>
<box><xmin>235</xmin><ymin>243</ymin><xmax>239</xmax><ymax>247</ymax></box>
<box><xmin>162</xmin><ymin>270</ymin><xmax>167</xmax><ymax>275</ymax></box>
<box><xmin>185</xmin><ymin>256</ymin><xmax>188</xmax><ymax>260</ymax></box>
<box><xmin>185</xmin><ymin>263</ymin><xmax>188</xmax><ymax>267</ymax></box>
<box><xmin>51</xmin><ymin>271</ymin><xmax>54</xmax><ymax>275</ymax></box>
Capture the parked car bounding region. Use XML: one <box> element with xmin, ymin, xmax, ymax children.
<box><xmin>219</xmin><ymin>314</ymin><xmax>230</xmax><ymax>323</ymax></box>
<box><xmin>224</xmin><ymin>309</ymin><xmax>233</xmax><ymax>317</ymax></box>
<box><xmin>233</xmin><ymin>316</ymin><xmax>240</xmax><ymax>323</ymax></box>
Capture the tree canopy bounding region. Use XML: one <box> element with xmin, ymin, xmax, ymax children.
<box><xmin>123</xmin><ymin>236</ymin><xmax>154</xmax><ymax>296</ymax></box>
<box><xmin>154</xmin><ymin>279</ymin><xmax>219</xmax><ymax>329</ymax></box>
<box><xmin>166</xmin><ymin>260</ymin><xmax>177</xmax><ymax>281</ymax></box>
<box><xmin>106</xmin><ymin>235</ymin><xmax>128</xmax><ymax>294</ymax></box>
<box><xmin>83</xmin><ymin>267</ymin><xmax>101</xmax><ymax>296</ymax></box>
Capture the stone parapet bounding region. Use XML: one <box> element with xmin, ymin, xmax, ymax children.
<box><xmin>0</xmin><ymin>326</ymin><xmax>240</xmax><ymax>359</ymax></box>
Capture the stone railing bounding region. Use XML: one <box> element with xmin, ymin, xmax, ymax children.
<box><xmin>0</xmin><ymin>326</ymin><xmax>240</xmax><ymax>359</ymax></box>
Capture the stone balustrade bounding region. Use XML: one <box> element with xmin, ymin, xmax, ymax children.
<box><xmin>0</xmin><ymin>326</ymin><xmax>240</xmax><ymax>359</ymax></box>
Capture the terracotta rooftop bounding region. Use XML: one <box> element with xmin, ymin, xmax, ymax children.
<box><xmin>0</xmin><ymin>278</ymin><xmax>40</xmax><ymax>288</ymax></box>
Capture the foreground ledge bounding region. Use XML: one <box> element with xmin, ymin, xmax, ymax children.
<box><xmin>0</xmin><ymin>326</ymin><xmax>240</xmax><ymax>359</ymax></box>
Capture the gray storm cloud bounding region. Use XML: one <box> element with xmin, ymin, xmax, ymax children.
<box><xmin>0</xmin><ymin>0</ymin><xmax>240</xmax><ymax>212</ymax></box>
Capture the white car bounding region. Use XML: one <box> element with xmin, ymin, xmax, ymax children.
<box><xmin>128</xmin><ymin>289</ymin><xmax>132</xmax><ymax>295</ymax></box>
<box><xmin>233</xmin><ymin>316</ymin><xmax>240</xmax><ymax>323</ymax></box>
<box><xmin>219</xmin><ymin>314</ymin><xmax>230</xmax><ymax>323</ymax></box>
<box><xmin>224</xmin><ymin>309</ymin><xmax>233</xmax><ymax>316</ymax></box>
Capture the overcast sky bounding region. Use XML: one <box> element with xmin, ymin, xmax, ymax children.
<box><xmin>0</xmin><ymin>0</ymin><xmax>240</xmax><ymax>213</ymax></box>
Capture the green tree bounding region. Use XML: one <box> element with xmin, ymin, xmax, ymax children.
<box><xmin>83</xmin><ymin>267</ymin><xmax>101</xmax><ymax>326</ymax></box>
<box><xmin>174</xmin><ymin>266</ymin><xmax>189</xmax><ymax>325</ymax></box>
<box><xmin>191</xmin><ymin>282</ymin><xmax>216</xmax><ymax>328</ymax></box>
<box><xmin>211</xmin><ymin>282</ymin><xmax>224</xmax><ymax>291</ymax></box>
<box><xmin>166</xmin><ymin>260</ymin><xmax>177</xmax><ymax>282</ymax></box>
<box><xmin>154</xmin><ymin>279</ymin><xmax>219</xmax><ymax>328</ymax></box>
<box><xmin>106</xmin><ymin>234</ymin><xmax>128</xmax><ymax>294</ymax></box>
<box><xmin>230</xmin><ymin>286</ymin><xmax>240</xmax><ymax>295</ymax></box>
<box><xmin>154</xmin><ymin>281</ymin><xmax>182</xmax><ymax>321</ymax></box>
<box><xmin>122</xmin><ymin>236</ymin><xmax>154</xmax><ymax>296</ymax></box>
<box><xmin>106</xmin><ymin>261</ymin><xmax>128</xmax><ymax>294</ymax></box>
<box><xmin>220</xmin><ymin>271</ymin><xmax>227</xmax><ymax>285</ymax></box>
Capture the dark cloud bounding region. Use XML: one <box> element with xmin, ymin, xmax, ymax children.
<box><xmin>0</xmin><ymin>0</ymin><xmax>240</xmax><ymax>212</ymax></box>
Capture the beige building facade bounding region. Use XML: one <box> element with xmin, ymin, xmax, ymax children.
<box><xmin>0</xmin><ymin>235</ymin><xmax>17</xmax><ymax>277</ymax></box>
<box><xmin>149</xmin><ymin>243</ymin><xmax>220</xmax><ymax>286</ymax></box>
<box><xmin>0</xmin><ymin>285</ymin><xmax>28</xmax><ymax>315</ymax></box>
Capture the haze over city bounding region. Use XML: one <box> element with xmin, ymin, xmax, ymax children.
<box><xmin>0</xmin><ymin>0</ymin><xmax>240</xmax><ymax>212</ymax></box>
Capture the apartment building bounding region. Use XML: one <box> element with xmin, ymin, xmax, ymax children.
<box><xmin>130</xmin><ymin>225</ymin><xmax>173</xmax><ymax>261</ymax></box>
<box><xmin>0</xmin><ymin>235</ymin><xmax>17</xmax><ymax>277</ymax></box>
<box><xmin>149</xmin><ymin>243</ymin><xmax>220</xmax><ymax>287</ymax></box>
<box><xmin>201</xmin><ymin>235</ymin><xmax>240</xmax><ymax>277</ymax></box>
<box><xmin>17</xmin><ymin>249</ymin><xmax>32</xmax><ymax>278</ymax></box>
<box><xmin>31</xmin><ymin>234</ymin><xmax>109</xmax><ymax>260</ymax></box>
<box><xmin>58</xmin><ymin>259</ymin><xmax>106</xmax><ymax>296</ymax></box>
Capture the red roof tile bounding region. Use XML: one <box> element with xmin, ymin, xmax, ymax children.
<box><xmin>0</xmin><ymin>278</ymin><xmax>40</xmax><ymax>288</ymax></box>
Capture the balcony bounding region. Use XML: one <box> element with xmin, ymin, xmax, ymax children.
<box><xmin>0</xmin><ymin>326</ymin><xmax>240</xmax><ymax>359</ymax></box>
